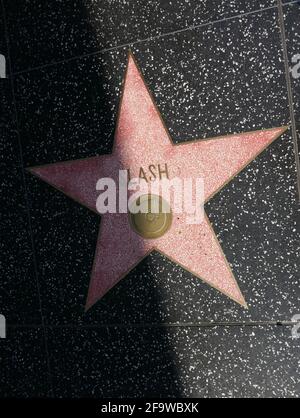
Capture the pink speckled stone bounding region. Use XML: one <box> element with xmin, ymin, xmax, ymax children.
<box><xmin>30</xmin><ymin>53</ymin><xmax>287</xmax><ymax>310</ymax></box>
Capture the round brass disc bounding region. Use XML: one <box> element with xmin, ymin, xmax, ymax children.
<box><xmin>129</xmin><ymin>194</ymin><xmax>173</xmax><ymax>239</ymax></box>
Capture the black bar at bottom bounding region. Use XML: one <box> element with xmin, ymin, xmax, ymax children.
<box><xmin>0</xmin><ymin>399</ymin><xmax>204</xmax><ymax>414</ymax></box>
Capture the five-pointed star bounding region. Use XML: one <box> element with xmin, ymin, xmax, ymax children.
<box><xmin>29</xmin><ymin>52</ymin><xmax>287</xmax><ymax>310</ymax></box>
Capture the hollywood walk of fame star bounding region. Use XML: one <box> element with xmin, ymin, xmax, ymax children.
<box><xmin>29</xmin><ymin>52</ymin><xmax>287</xmax><ymax>311</ymax></box>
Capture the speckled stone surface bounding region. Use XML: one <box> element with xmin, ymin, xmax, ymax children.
<box><xmin>4</xmin><ymin>0</ymin><xmax>278</xmax><ymax>73</ymax></box>
<box><xmin>0</xmin><ymin>129</ymin><xmax>43</xmax><ymax>325</ymax></box>
<box><xmin>1</xmin><ymin>0</ymin><xmax>300</xmax><ymax>398</ymax></box>
<box><xmin>0</xmin><ymin>328</ymin><xmax>51</xmax><ymax>397</ymax></box>
<box><xmin>0</xmin><ymin>13</ymin><xmax>13</xmax><ymax>128</ymax></box>
<box><xmin>47</xmin><ymin>325</ymin><xmax>300</xmax><ymax>398</ymax></box>
<box><xmin>0</xmin><ymin>24</ymin><xmax>42</xmax><ymax>323</ymax></box>
<box><xmin>0</xmin><ymin>12</ymin><xmax>5</xmax><ymax>54</ymax></box>
<box><xmin>284</xmin><ymin>1</ymin><xmax>300</xmax><ymax>150</ymax></box>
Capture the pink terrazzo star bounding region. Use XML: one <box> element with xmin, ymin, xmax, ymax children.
<box><xmin>29</xmin><ymin>52</ymin><xmax>287</xmax><ymax>311</ymax></box>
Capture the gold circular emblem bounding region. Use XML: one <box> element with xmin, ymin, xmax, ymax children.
<box><xmin>129</xmin><ymin>194</ymin><xmax>172</xmax><ymax>239</ymax></box>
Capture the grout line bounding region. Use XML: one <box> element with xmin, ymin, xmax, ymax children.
<box><xmin>12</xmin><ymin>4</ymin><xmax>280</xmax><ymax>76</ymax></box>
<box><xmin>277</xmin><ymin>0</ymin><xmax>300</xmax><ymax>200</ymax></box>
<box><xmin>5</xmin><ymin>322</ymin><xmax>298</xmax><ymax>329</ymax></box>
<box><xmin>1</xmin><ymin>0</ymin><xmax>55</xmax><ymax>398</ymax></box>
